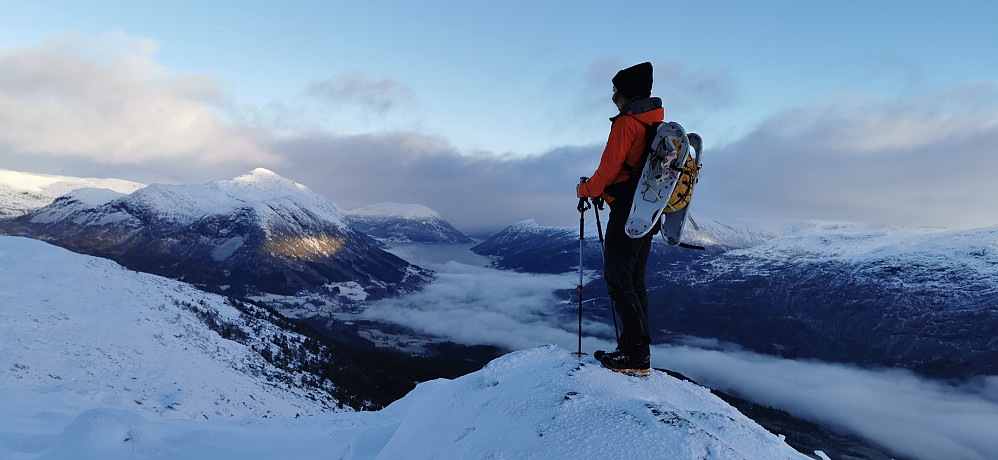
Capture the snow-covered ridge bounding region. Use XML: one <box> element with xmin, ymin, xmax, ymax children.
<box><xmin>0</xmin><ymin>168</ymin><xmax>145</xmax><ymax>218</ymax></box>
<box><xmin>711</xmin><ymin>223</ymin><xmax>998</xmax><ymax>298</ymax></box>
<box><xmin>123</xmin><ymin>168</ymin><xmax>348</xmax><ymax>229</ymax></box>
<box><xmin>726</xmin><ymin>222</ymin><xmax>996</xmax><ymax>265</ymax></box>
<box><xmin>344</xmin><ymin>202</ymin><xmax>440</xmax><ymax>219</ymax></box>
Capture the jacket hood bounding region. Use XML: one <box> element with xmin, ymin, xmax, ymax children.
<box><xmin>610</xmin><ymin>97</ymin><xmax>663</xmax><ymax>123</ymax></box>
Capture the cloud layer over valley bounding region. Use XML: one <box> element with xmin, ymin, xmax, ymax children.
<box><xmin>360</xmin><ymin>253</ymin><xmax>998</xmax><ymax>460</ymax></box>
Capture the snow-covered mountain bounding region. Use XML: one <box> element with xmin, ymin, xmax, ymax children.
<box><xmin>344</xmin><ymin>202</ymin><xmax>473</xmax><ymax>244</ymax></box>
<box><xmin>473</xmin><ymin>218</ymin><xmax>998</xmax><ymax>380</ymax></box>
<box><xmin>1</xmin><ymin>342</ymin><xmax>817</xmax><ymax>459</ymax></box>
<box><xmin>0</xmin><ymin>169</ymin><xmax>431</xmax><ymax>299</ymax></box>
<box><xmin>0</xmin><ymin>168</ymin><xmax>145</xmax><ymax>218</ymax></box>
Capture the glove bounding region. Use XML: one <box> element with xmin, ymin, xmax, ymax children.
<box><xmin>577</xmin><ymin>177</ymin><xmax>588</xmax><ymax>198</ymax></box>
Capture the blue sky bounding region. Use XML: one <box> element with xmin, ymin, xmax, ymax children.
<box><xmin>1</xmin><ymin>1</ymin><xmax>996</xmax><ymax>232</ymax></box>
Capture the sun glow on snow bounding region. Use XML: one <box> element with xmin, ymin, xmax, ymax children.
<box><xmin>264</xmin><ymin>235</ymin><xmax>345</xmax><ymax>260</ymax></box>
<box><xmin>0</xmin><ymin>169</ymin><xmax>61</xmax><ymax>192</ymax></box>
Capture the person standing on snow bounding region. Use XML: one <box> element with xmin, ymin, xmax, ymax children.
<box><xmin>576</xmin><ymin>62</ymin><xmax>663</xmax><ymax>373</ymax></box>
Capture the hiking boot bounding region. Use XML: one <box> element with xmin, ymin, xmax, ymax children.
<box><xmin>593</xmin><ymin>349</ymin><xmax>624</xmax><ymax>361</ymax></box>
<box><xmin>597</xmin><ymin>352</ymin><xmax>650</xmax><ymax>376</ymax></box>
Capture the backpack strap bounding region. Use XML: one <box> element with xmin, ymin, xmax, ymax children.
<box><xmin>619</xmin><ymin>116</ymin><xmax>659</xmax><ymax>177</ymax></box>
<box><xmin>605</xmin><ymin>116</ymin><xmax>660</xmax><ymax>200</ymax></box>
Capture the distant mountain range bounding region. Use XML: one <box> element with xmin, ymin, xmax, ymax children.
<box><xmin>472</xmin><ymin>217</ymin><xmax>998</xmax><ymax>380</ymax></box>
<box><xmin>0</xmin><ymin>169</ymin><xmax>431</xmax><ymax>299</ymax></box>
<box><xmin>343</xmin><ymin>202</ymin><xmax>473</xmax><ymax>244</ymax></box>
<box><xmin>0</xmin><ymin>168</ymin><xmax>145</xmax><ymax>218</ymax></box>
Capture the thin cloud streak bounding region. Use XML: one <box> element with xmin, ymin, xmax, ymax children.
<box><xmin>215</xmin><ymin>27</ymin><xmax>254</xmax><ymax>41</ymax></box>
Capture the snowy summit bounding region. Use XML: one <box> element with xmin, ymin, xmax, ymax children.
<box><xmin>121</xmin><ymin>167</ymin><xmax>349</xmax><ymax>230</ymax></box>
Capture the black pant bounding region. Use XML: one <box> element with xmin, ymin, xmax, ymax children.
<box><xmin>604</xmin><ymin>198</ymin><xmax>653</xmax><ymax>359</ymax></box>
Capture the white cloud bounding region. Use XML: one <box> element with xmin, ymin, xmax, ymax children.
<box><xmin>272</xmin><ymin>132</ymin><xmax>599</xmax><ymax>234</ymax></box>
<box><xmin>0</xmin><ymin>32</ymin><xmax>276</xmax><ymax>166</ymax></box>
<box><xmin>305</xmin><ymin>70</ymin><xmax>416</xmax><ymax>114</ymax></box>
<box><xmin>696</xmin><ymin>82</ymin><xmax>998</xmax><ymax>229</ymax></box>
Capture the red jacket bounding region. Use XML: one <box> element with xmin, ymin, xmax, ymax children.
<box><xmin>577</xmin><ymin>98</ymin><xmax>664</xmax><ymax>202</ymax></box>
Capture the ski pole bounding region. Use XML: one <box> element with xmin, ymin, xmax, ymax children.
<box><xmin>590</xmin><ymin>196</ymin><xmax>619</xmax><ymax>343</ymax></box>
<box><xmin>574</xmin><ymin>177</ymin><xmax>591</xmax><ymax>357</ymax></box>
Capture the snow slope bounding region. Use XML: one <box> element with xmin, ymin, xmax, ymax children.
<box><xmin>0</xmin><ymin>236</ymin><xmax>340</xmax><ymax>423</ymax></box>
<box><xmin>0</xmin><ymin>168</ymin><xmax>145</xmax><ymax>218</ymax></box>
<box><xmin>1</xmin><ymin>346</ymin><xmax>811</xmax><ymax>460</ymax></box>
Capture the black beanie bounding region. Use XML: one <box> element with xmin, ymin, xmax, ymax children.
<box><xmin>612</xmin><ymin>62</ymin><xmax>653</xmax><ymax>99</ymax></box>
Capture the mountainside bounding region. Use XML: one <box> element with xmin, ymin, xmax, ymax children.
<box><xmin>0</xmin><ymin>168</ymin><xmax>145</xmax><ymax>218</ymax></box>
<box><xmin>0</xmin><ymin>169</ymin><xmax>431</xmax><ymax>298</ymax></box>
<box><xmin>471</xmin><ymin>219</ymin><xmax>585</xmax><ymax>273</ymax></box>
<box><xmin>1</xmin><ymin>346</ymin><xmax>819</xmax><ymax>460</ymax></box>
<box><xmin>687</xmin><ymin>224</ymin><xmax>998</xmax><ymax>378</ymax></box>
<box><xmin>0</xmin><ymin>236</ymin><xmax>340</xmax><ymax>419</ymax></box>
<box><xmin>0</xmin><ymin>236</ymin><xmax>497</xmax><ymax>415</ymax></box>
<box><xmin>473</xmin><ymin>218</ymin><xmax>998</xmax><ymax>379</ymax></box>
<box><xmin>344</xmin><ymin>202</ymin><xmax>473</xmax><ymax>244</ymax></box>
